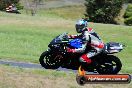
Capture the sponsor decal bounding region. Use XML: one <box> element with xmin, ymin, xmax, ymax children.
<box><xmin>76</xmin><ymin>66</ymin><xmax>131</xmax><ymax>85</ymax></box>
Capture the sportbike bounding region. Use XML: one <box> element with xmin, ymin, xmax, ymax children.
<box><xmin>39</xmin><ymin>32</ymin><xmax>124</xmax><ymax>74</ymax></box>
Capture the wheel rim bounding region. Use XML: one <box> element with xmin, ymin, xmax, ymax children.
<box><xmin>96</xmin><ymin>55</ymin><xmax>122</xmax><ymax>74</ymax></box>
<box><xmin>98</xmin><ymin>60</ymin><xmax>118</xmax><ymax>74</ymax></box>
<box><xmin>44</xmin><ymin>54</ymin><xmax>63</xmax><ymax>66</ymax></box>
<box><xmin>111</xmin><ymin>61</ymin><xmax>118</xmax><ymax>72</ymax></box>
<box><xmin>99</xmin><ymin>63</ymin><xmax>113</xmax><ymax>73</ymax></box>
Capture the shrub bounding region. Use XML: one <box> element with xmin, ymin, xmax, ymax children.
<box><xmin>15</xmin><ymin>3</ymin><xmax>24</xmax><ymax>10</ymax></box>
<box><xmin>126</xmin><ymin>4</ymin><xmax>132</xmax><ymax>12</ymax></box>
<box><xmin>125</xmin><ymin>0</ymin><xmax>132</xmax><ymax>3</ymax></box>
<box><xmin>85</xmin><ymin>0</ymin><xmax>123</xmax><ymax>24</ymax></box>
<box><xmin>124</xmin><ymin>17</ymin><xmax>132</xmax><ymax>26</ymax></box>
<box><xmin>124</xmin><ymin>4</ymin><xmax>132</xmax><ymax>18</ymax></box>
<box><xmin>0</xmin><ymin>0</ymin><xmax>6</xmax><ymax>10</ymax></box>
<box><xmin>124</xmin><ymin>12</ymin><xmax>132</xmax><ymax>18</ymax></box>
<box><xmin>124</xmin><ymin>4</ymin><xmax>132</xmax><ymax>25</ymax></box>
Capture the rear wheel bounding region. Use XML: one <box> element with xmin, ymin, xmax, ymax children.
<box><xmin>39</xmin><ymin>51</ymin><xmax>63</xmax><ymax>69</ymax></box>
<box><xmin>96</xmin><ymin>55</ymin><xmax>122</xmax><ymax>74</ymax></box>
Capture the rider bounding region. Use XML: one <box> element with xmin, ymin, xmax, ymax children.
<box><xmin>67</xmin><ymin>18</ymin><xmax>104</xmax><ymax>69</ymax></box>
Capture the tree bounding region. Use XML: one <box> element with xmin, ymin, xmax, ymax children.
<box><xmin>85</xmin><ymin>0</ymin><xmax>123</xmax><ymax>24</ymax></box>
<box><xmin>24</xmin><ymin>0</ymin><xmax>40</xmax><ymax>16</ymax></box>
<box><xmin>125</xmin><ymin>0</ymin><xmax>132</xmax><ymax>3</ymax></box>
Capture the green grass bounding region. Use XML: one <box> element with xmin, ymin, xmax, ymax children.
<box><xmin>20</xmin><ymin>5</ymin><xmax>85</xmax><ymax>20</ymax></box>
<box><xmin>39</xmin><ymin>5</ymin><xmax>85</xmax><ymax>20</ymax></box>
<box><xmin>0</xmin><ymin>6</ymin><xmax>132</xmax><ymax>74</ymax></box>
<box><xmin>0</xmin><ymin>11</ymin><xmax>75</xmax><ymax>63</ymax></box>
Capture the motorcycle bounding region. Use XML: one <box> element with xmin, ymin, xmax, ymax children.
<box><xmin>39</xmin><ymin>32</ymin><xmax>124</xmax><ymax>74</ymax></box>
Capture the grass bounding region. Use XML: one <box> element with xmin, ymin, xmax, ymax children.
<box><xmin>0</xmin><ymin>65</ymin><xmax>131</xmax><ymax>88</ymax></box>
<box><xmin>0</xmin><ymin>65</ymin><xmax>75</xmax><ymax>88</ymax></box>
<box><xmin>20</xmin><ymin>5</ymin><xmax>85</xmax><ymax>20</ymax></box>
<box><xmin>0</xmin><ymin>4</ymin><xmax>132</xmax><ymax>74</ymax></box>
<box><xmin>0</xmin><ymin>11</ymin><xmax>75</xmax><ymax>63</ymax></box>
<box><xmin>38</xmin><ymin>5</ymin><xmax>86</xmax><ymax>20</ymax></box>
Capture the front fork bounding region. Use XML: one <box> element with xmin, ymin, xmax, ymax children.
<box><xmin>47</xmin><ymin>47</ymin><xmax>66</xmax><ymax>63</ymax></box>
<box><xmin>46</xmin><ymin>48</ymin><xmax>51</xmax><ymax>52</ymax></box>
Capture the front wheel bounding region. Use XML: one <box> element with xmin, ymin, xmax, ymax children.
<box><xmin>96</xmin><ymin>55</ymin><xmax>122</xmax><ymax>74</ymax></box>
<box><xmin>39</xmin><ymin>51</ymin><xmax>63</xmax><ymax>69</ymax></box>
<box><xmin>76</xmin><ymin>75</ymin><xmax>86</xmax><ymax>86</ymax></box>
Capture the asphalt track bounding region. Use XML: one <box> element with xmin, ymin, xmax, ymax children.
<box><xmin>0</xmin><ymin>59</ymin><xmax>131</xmax><ymax>86</ymax></box>
<box><xmin>0</xmin><ymin>59</ymin><xmax>101</xmax><ymax>75</ymax></box>
<box><xmin>0</xmin><ymin>59</ymin><xmax>78</xmax><ymax>73</ymax></box>
<box><xmin>0</xmin><ymin>60</ymin><xmax>132</xmax><ymax>79</ymax></box>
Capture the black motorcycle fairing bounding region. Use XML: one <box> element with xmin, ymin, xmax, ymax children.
<box><xmin>48</xmin><ymin>32</ymin><xmax>69</xmax><ymax>46</ymax></box>
<box><xmin>48</xmin><ymin>33</ymin><xmax>69</xmax><ymax>53</ymax></box>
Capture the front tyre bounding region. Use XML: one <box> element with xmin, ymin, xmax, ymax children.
<box><xmin>96</xmin><ymin>55</ymin><xmax>122</xmax><ymax>74</ymax></box>
<box><xmin>76</xmin><ymin>75</ymin><xmax>86</xmax><ymax>86</ymax></box>
<box><xmin>39</xmin><ymin>51</ymin><xmax>63</xmax><ymax>69</ymax></box>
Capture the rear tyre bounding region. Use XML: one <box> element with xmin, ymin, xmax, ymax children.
<box><xmin>39</xmin><ymin>51</ymin><xmax>63</xmax><ymax>69</ymax></box>
<box><xmin>96</xmin><ymin>55</ymin><xmax>122</xmax><ymax>74</ymax></box>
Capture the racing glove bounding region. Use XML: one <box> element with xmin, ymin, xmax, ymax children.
<box><xmin>66</xmin><ymin>47</ymin><xmax>75</xmax><ymax>53</ymax></box>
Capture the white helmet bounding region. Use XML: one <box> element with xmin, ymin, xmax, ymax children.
<box><xmin>75</xmin><ymin>19</ymin><xmax>88</xmax><ymax>33</ymax></box>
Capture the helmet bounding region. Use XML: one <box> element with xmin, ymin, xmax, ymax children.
<box><xmin>75</xmin><ymin>19</ymin><xmax>88</xmax><ymax>33</ymax></box>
